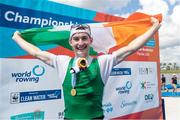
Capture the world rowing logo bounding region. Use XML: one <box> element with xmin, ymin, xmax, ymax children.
<box><xmin>11</xmin><ymin>65</ymin><xmax>45</xmax><ymax>83</ymax></box>
<box><xmin>32</xmin><ymin>65</ymin><xmax>45</xmax><ymax>76</ymax></box>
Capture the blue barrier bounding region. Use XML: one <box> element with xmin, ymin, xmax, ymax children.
<box><xmin>165</xmin><ymin>84</ymin><xmax>180</xmax><ymax>89</ymax></box>
<box><xmin>162</xmin><ymin>92</ymin><xmax>180</xmax><ymax>97</ymax></box>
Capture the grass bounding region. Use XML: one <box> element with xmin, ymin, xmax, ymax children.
<box><xmin>161</xmin><ymin>69</ymin><xmax>180</xmax><ymax>74</ymax></box>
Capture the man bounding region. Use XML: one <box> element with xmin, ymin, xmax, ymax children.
<box><xmin>161</xmin><ymin>74</ymin><xmax>168</xmax><ymax>92</ymax></box>
<box><xmin>161</xmin><ymin>74</ymin><xmax>166</xmax><ymax>91</ymax></box>
<box><xmin>12</xmin><ymin>17</ymin><xmax>160</xmax><ymax>119</ymax></box>
<box><xmin>171</xmin><ymin>74</ymin><xmax>178</xmax><ymax>92</ymax></box>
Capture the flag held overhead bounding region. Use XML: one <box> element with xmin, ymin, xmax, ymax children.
<box><xmin>20</xmin><ymin>12</ymin><xmax>162</xmax><ymax>56</ymax></box>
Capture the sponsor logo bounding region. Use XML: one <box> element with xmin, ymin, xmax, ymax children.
<box><xmin>58</xmin><ymin>111</ymin><xmax>64</xmax><ymax>119</ymax></box>
<box><xmin>138</xmin><ymin>67</ymin><xmax>153</xmax><ymax>75</ymax></box>
<box><xmin>145</xmin><ymin>39</ymin><xmax>155</xmax><ymax>47</ymax></box>
<box><xmin>116</xmin><ymin>81</ymin><xmax>132</xmax><ymax>94</ymax></box>
<box><xmin>144</xmin><ymin>93</ymin><xmax>154</xmax><ymax>103</ymax></box>
<box><xmin>10</xmin><ymin>92</ymin><xmax>20</xmax><ymax>104</ymax></box>
<box><xmin>103</xmin><ymin>102</ymin><xmax>113</xmax><ymax>113</ymax></box>
<box><xmin>11</xmin><ymin>65</ymin><xmax>45</xmax><ymax>83</ymax></box>
<box><xmin>140</xmin><ymin>80</ymin><xmax>155</xmax><ymax>90</ymax></box>
<box><xmin>120</xmin><ymin>100</ymin><xmax>137</xmax><ymax>108</ymax></box>
<box><xmin>10</xmin><ymin>89</ymin><xmax>61</xmax><ymax>104</ymax></box>
<box><xmin>10</xmin><ymin>111</ymin><xmax>44</xmax><ymax>120</ymax></box>
<box><xmin>110</xmin><ymin>68</ymin><xmax>131</xmax><ymax>76</ymax></box>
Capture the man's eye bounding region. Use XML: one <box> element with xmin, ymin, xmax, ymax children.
<box><xmin>82</xmin><ymin>37</ymin><xmax>88</xmax><ymax>40</ymax></box>
<box><xmin>72</xmin><ymin>37</ymin><xmax>79</xmax><ymax>41</ymax></box>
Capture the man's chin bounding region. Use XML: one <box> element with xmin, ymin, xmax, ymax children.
<box><xmin>76</xmin><ymin>51</ymin><xmax>88</xmax><ymax>57</ymax></box>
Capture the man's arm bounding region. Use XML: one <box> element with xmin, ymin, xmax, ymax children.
<box><xmin>12</xmin><ymin>31</ymin><xmax>55</xmax><ymax>66</ymax></box>
<box><xmin>113</xmin><ymin>17</ymin><xmax>161</xmax><ymax>64</ymax></box>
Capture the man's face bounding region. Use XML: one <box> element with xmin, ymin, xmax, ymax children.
<box><xmin>69</xmin><ymin>32</ymin><xmax>92</xmax><ymax>58</ymax></box>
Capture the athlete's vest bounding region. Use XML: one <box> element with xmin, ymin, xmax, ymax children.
<box><xmin>63</xmin><ymin>58</ymin><xmax>104</xmax><ymax>119</ymax></box>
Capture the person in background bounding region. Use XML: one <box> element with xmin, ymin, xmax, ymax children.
<box><xmin>161</xmin><ymin>74</ymin><xmax>167</xmax><ymax>91</ymax></box>
<box><xmin>171</xmin><ymin>74</ymin><xmax>178</xmax><ymax>92</ymax></box>
<box><xmin>12</xmin><ymin>17</ymin><xmax>160</xmax><ymax>119</ymax></box>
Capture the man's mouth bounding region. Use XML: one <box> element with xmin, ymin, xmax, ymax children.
<box><xmin>76</xmin><ymin>45</ymin><xmax>87</xmax><ymax>50</ymax></box>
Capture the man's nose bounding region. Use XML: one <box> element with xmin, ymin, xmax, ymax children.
<box><xmin>78</xmin><ymin>39</ymin><xmax>84</xmax><ymax>45</ymax></box>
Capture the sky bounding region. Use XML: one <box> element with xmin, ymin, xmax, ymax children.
<box><xmin>50</xmin><ymin>0</ymin><xmax>180</xmax><ymax>64</ymax></box>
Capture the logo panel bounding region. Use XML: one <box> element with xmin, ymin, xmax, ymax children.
<box><xmin>11</xmin><ymin>65</ymin><xmax>45</xmax><ymax>83</ymax></box>
<box><xmin>10</xmin><ymin>89</ymin><xmax>61</xmax><ymax>104</ymax></box>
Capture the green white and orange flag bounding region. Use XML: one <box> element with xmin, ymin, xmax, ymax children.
<box><xmin>20</xmin><ymin>12</ymin><xmax>162</xmax><ymax>56</ymax></box>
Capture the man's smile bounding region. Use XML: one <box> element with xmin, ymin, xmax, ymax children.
<box><xmin>75</xmin><ymin>45</ymin><xmax>88</xmax><ymax>50</ymax></box>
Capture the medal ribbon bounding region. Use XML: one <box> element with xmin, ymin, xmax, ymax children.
<box><xmin>71</xmin><ymin>73</ymin><xmax>76</xmax><ymax>89</ymax></box>
<box><xmin>71</xmin><ymin>57</ymin><xmax>92</xmax><ymax>89</ymax></box>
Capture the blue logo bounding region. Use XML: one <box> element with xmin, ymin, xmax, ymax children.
<box><xmin>116</xmin><ymin>81</ymin><xmax>132</xmax><ymax>94</ymax></box>
<box><xmin>110</xmin><ymin>68</ymin><xmax>131</xmax><ymax>76</ymax></box>
<box><xmin>11</xmin><ymin>65</ymin><xmax>45</xmax><ymax>83</ymax></box>
<box><xmin>145</xmin><ymin>39</ymin><xmax>155</xmax><ymax>47</ymax></box>
<box><xmin>32</xmin><ymin>65</ymin><xmax>45</xmax><ymax>76</ymax></box>
<box><xmin>10</xmin><ymin>89</ymin><xmax>61</xmax><ymax>104</ymax></box>
<box><xmin>103</xmin><ymin>103</ymin><xmax>113</xmax><ymax>114</ymax></box>
<box><xmin>144</xmin><ymin>93</ymin><xmax>154</xmax><ymax>102</ymax></box>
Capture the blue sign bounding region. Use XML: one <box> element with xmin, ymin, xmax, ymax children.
<box><xmin>110</xmin><ymin>68</ymin><xmax>131</xmax><ymax>76</ymax></box>
<box><xmin>0</xmin><ymin>3</ymin><xmax>94</xmax><ymax>29</ymax></box>
<box><xmin>145</xmin><ymin>39</ymin><xmax>155</xmax><ymax>47</ymax></box>
<box><xmin>10</xmin><ymin>89</ymin><xmax>61</xmax><ymax>104</ymax></box>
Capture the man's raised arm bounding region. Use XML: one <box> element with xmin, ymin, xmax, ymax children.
<box><xmin>113</xmin><ymin>17</ymin><xmax>161</xmax><ymax>64</ymax></box>
<box><xmin>12</xmin><ymin>31</ymin><xmax>55</xmax><ymax>66</ymax></box>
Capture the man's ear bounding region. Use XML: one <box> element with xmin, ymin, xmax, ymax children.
<box><xmin>90</xmin><ymin>38</ymin><xmax>93</xmax><ymax>43</ymax></box>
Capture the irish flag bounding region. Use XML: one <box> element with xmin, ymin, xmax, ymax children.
<box><xmin>20</xmin><ymin>12</ymin><xmax>162</xmax><ymax>56</ymax></box>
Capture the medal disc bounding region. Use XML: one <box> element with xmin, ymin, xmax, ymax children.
<box><xmin>71</xmin><ymin>88</ymin><xmax>76</xmax><ymax>96</ymax></box>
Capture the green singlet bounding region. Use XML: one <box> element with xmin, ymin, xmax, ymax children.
<box><xmin>63</xmin><ymin>58</ymin><xmax>104</xmax><ymax>119</ymax></box>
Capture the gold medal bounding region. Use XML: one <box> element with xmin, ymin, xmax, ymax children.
<box><xmin>71</xmin><ymin>88</ymin><xmax>76</xmax><ymax>96</ymax></box>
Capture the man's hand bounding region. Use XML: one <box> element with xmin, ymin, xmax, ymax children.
<box><xmin>150</xmin><ymin>17</ymin><xmax>161</xmax><ymax>32</ymax></box>
<box><xmin>150</xmin><ymin>17</ymin><xmax>160</xmax><ymax>26</ymax></box>
<box><xmin>12</xmin><ymin>31</ymin><xmax>21</xmax><ymax>40</ymax></box>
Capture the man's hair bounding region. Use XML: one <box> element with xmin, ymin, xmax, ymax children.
<box><xmin>69</xmin><ymin>24</ymin><xmax>91</xmax><ymax>40</ymax></box>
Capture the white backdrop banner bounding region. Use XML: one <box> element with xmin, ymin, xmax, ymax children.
<box><xmin>0</xmin><ymin>0</ymin><xmax>163</xmax><ymax>119</ymax></box>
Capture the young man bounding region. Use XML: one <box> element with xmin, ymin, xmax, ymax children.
<box><xmin>161</xmin><ymin>74</ymin><xmax>166</xmax><ymax>91</ymax></box>
<box><xmin>12</xmin><ymin>17</ymin><xmax>160</xmax><ymax>119</ymax></box>
<box><xmin>171</xmin><ymin>74</ymin><xmax>178</xmax><ymax>92</ymax></box>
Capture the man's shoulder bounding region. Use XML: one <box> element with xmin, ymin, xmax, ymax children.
<box><xmin>97</xmin><ymin>54</ymin><xmax>117</xmax><ymax>66</ymax></box>
<box><xmin>97</xmin><ymin>54</ymin><xmax>116</xmax><ymax>62</ymax></box>
<box><xmin>56</xmin><ymin>55</ymin><xmax>72</xmax><ymax>59</ymax></box>
<box><xmin>97</xmin><ymin>54</ymin><xmax>114</xmax><ymax>59</ymax></box>
<box><xmin>55</xmin><ymin>55</ymin><xmax>72</xmax><ymax>63</ymax></box>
